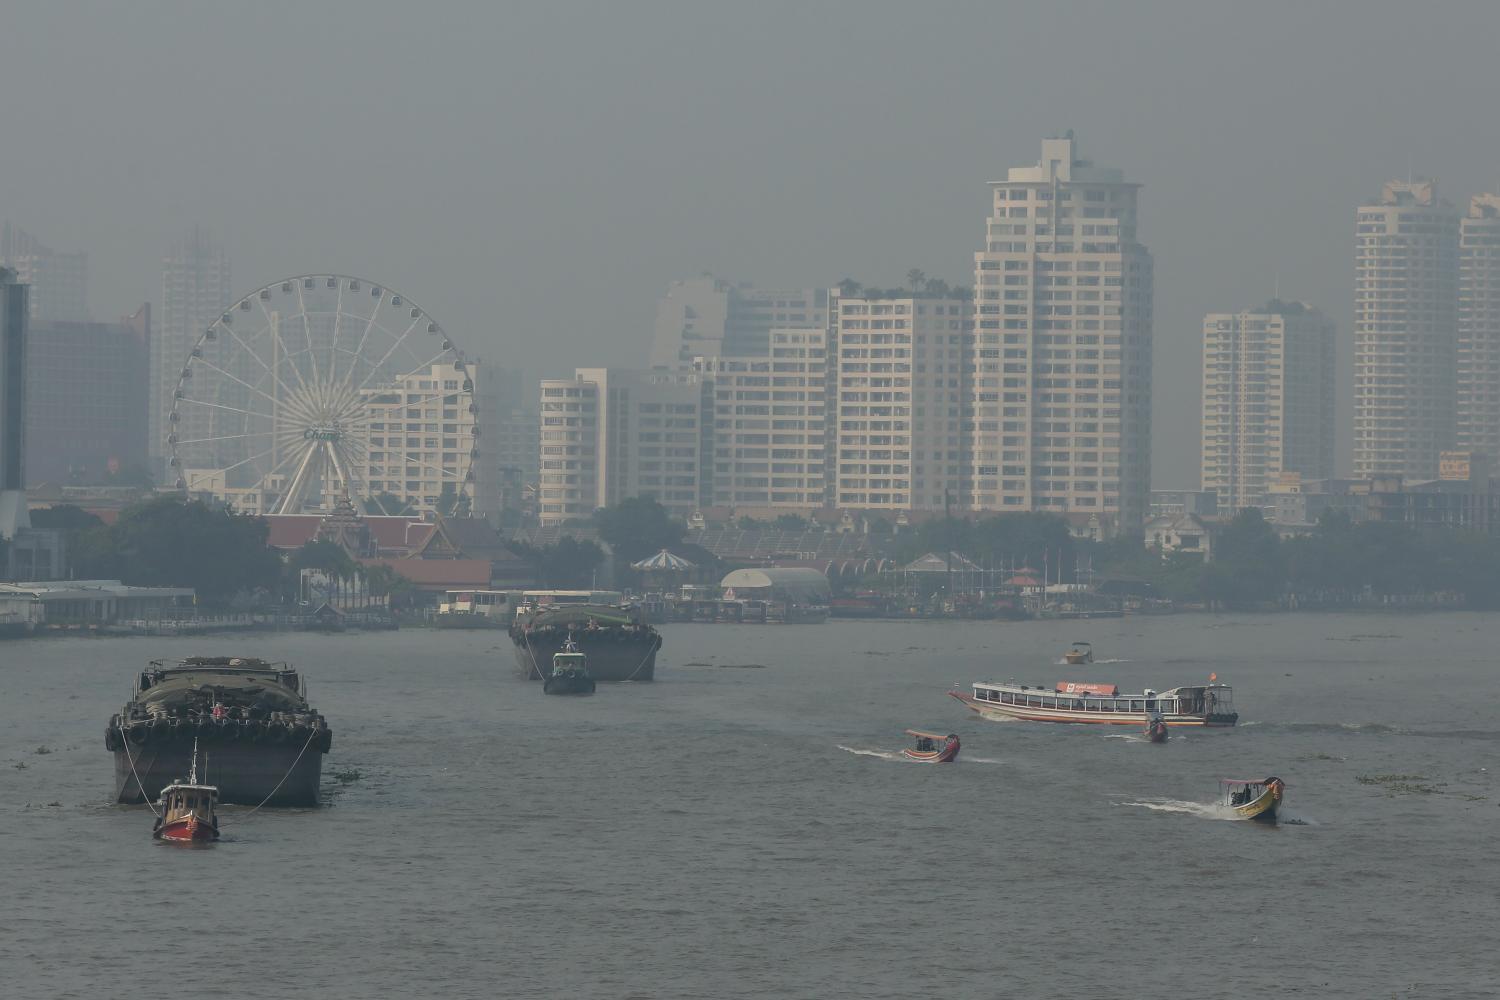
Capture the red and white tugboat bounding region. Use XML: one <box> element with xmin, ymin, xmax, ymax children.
<box><xmin>152</xmin><ymin>740</ymin><xmax>220</xmax><ymax>843</ymax></box>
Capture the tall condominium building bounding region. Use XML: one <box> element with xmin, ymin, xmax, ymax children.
<box><xmin>833</xmin><ymin>294</ymin><xmax>970</xmax><ymax>511</ymax></box>
<box><xmin>0</xmin><ymin>223</ymin><xmax>89</xmax><ymax>324</ymax></box>
<box><xmin>969</xmin><ymin>134</ymin><xmax>1153</xmax><ymax>529</ymax></box>
<box><xmin>25</xmin><ymin>305</ymin><xmax>151</xmax><ymax>484</ymax></box>
<box><xmin>1</xmin><ymin>268</ymin><xmax>26</xmax><ymax>497</ymax></box>
<box><xmin>363</xmin><ymin>361</ymin><xmax>484</xmax><ymax>514</ymax></box>
<box><xmin>1353</xmin><ymin>180</ymin><xmax>1460</xmax><ymax>480</ymax></box>
<box><xmin>1457</xmin><ymin>193</ymin><xmax>1500</xmax><ymax>465</ymax></box>
<box><xmin>652</xmin><ymin>276</ymin><xmax>829</xmax><ymax>368</ymax></box>
<box><xmin>539</xmin><ymin>368</ymin><xmax>711</xmax><ymax>524</ymax></box>
<box><xmin>1200</xmin><ymin>302</ymin><xmax>1336</xmax><ymax>513</ymax></box>
<box><xmin>152</xmin><ymin>230</ymin><xmax>231</xmax><ymax>478</ymax></box>
<box><xmin>694</xmin><ymin>328</ymin><xmax>828</xmax><ymax>512</ymax></box>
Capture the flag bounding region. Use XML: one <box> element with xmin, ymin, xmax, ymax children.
<box><xmin>1209</xmin><ymin>672</ymin><xmax>1218</xmax><ymax>682</ymax></box>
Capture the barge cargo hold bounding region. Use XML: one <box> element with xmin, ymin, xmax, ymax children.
<box><xmin>106</xmin><ymin>657</ymin><xmax>331</xmax><ymax>806</ymax></box>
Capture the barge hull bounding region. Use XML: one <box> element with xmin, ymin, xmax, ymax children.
<box><xmin>511</xmin><ymin>635</ymin><xmax>659</xmax><ymax>682</ymax></box>
<box><xmin>114</xmin><ymin>741</ymin><xmax>322</xmax><ymax>806</ymax></box>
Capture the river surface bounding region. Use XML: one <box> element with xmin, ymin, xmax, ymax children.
<box><xmin>2</xmin><ymin>614</ymin><xmax>1498</xmax><ymax>999</ymax></box>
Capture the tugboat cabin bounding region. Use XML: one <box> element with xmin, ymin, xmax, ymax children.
<box><xmin>552</xmin><ymin>651</ymin><xmax>587</xmax><ymax>674</ymax></box>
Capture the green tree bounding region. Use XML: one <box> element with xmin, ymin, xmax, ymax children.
<box><xmin>837</xmin><ymin>278</ymin><xmax>862</xmax><ymax>297</ymax></box>
<box><xmin>28</xmin><ymin>505</ymin><xmax>106</xmax><ymax>577</ymax></box>
<box><xmin>510</xmin><ymin>537</ymin><xmax>605</xmax><ymax>588</ymax></box>
<box><xmin>366</xmin><ymin>492</ymin><xmax>414</xmax><ymax>516</ymax></box>
<box><xmin>906</xmin><ymin>268</ymin><xmax>927</xmax><ymax>293</ymax></box>
<box><xmin>595</xmin><ymin>497</ymin><xmax>685</xmax><ymax>566</ymax></box>
<box><xmin>773</xmin><ymin>514</ymin><xmax>810</xmax><ymax>532</ymax></box>
<box><xmin>77</xmin><ymin>497</ymin><xmax>282</xmax><ymax>606</ymax></box>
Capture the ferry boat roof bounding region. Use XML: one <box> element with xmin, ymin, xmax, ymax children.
<box><xmin>973</xmin><ymin>679</ymin><xmax>1232</xmax><ymax>697</ymax></box>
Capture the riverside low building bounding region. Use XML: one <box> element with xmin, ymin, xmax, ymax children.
<box><xmin>0</xmin><ymin>580</ymin><xmax>196</xmax><ymax>625</ymax></box>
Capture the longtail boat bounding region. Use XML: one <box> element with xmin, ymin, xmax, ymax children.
<box><xmin>1063</xmin><ymin>641</ymin><xmax>1093</xmax><ymax>665</ymax></box>
<box><xmin>1221</xmin><ymin>777</ymin><xmax>1285</xmax><ymax>823</ymax></box>
<box><xmin>1144</xmin><ymin>711</ymin><xmax>1169</xmax><ymax>743</ymax></box>
<box><xmin>901</xmin><ymin>729</ymin><xmax>960</xmax><ymax>763</ymax></box>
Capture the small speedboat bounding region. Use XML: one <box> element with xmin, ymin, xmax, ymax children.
<box><xmin>901</xmin><ymin>729</ymin><xmax>960</xmax><ymax>763</ymax></box>
<box><xmin>1063</xmin><ymin>641</ymin><xmax>1093</xmax><ymax>665</ymax></box>
<box><xmin>1221</xmin><ymin>776</ymin><xmax>1285</xmax><ymax>823</ymax></box>
<box><xmin>152</xmin><ymin>740</ymin><xmax>219</xmax><ymax>843</ymax></box>
<box><xmin>1144</xmin><ymin>711</ymin><xmax>1169</xmax><ymax>743</ymax></box>
<box><xmin>543</xmin><ymin>636</ymin><xmax>596</xmax><ymax>695</ymax></box>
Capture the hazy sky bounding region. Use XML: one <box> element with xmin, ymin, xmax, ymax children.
<box><xmin>4</xmin><ymin>2</ymin><xmax>1500</xmax><ymax>488</ymax></box>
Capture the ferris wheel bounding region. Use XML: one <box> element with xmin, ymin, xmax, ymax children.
<box><xmin>168</xmin><ymin>274</ymin><xmax>478</xmax><ymax>516</ymax></box>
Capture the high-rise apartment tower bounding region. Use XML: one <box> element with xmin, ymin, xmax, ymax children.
<box><xmin>151</xmin><ymin>231</ymin><xmax>231</xmax><ymax>478</ymax></box>
<box><xmin>1200</xmin><ymin>303</ymin><xmax>1335</xmax><ymax>513</ymax></box>
<box><xmin>1352</xmin><ymin>181</ymin><xmax>1459</xmax><ymax>480</ymax></box>
<box><xmin>969</xmin><ymin>134</ymin><xmax>1153</xmax><ymax>530</ymax></box>
<box><xmin>1457</xmin><ymin>193</ymin><xmax>1500</xmax><ymax>466</ymax></box>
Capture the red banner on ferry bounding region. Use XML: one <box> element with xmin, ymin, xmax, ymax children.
<box><xmin>1057</xmin><ymin>681</ymin><xmax>1117</xmax><ymax>696</ymax></box>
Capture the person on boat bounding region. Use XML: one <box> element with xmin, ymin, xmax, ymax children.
<box><xmin>211</xmin><ymin>702</ymin><xmax>226</xmax><ymax>721</ymax></box>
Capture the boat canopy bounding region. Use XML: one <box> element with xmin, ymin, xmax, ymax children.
<box><xmin>1056</xmin><ymin>681</ymin><xmax>1117</xmax><ymax>696</ymax></box>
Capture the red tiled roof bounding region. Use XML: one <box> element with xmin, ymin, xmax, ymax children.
<box><xmin>263</xmin><ymin>514</ymin><xmax>431</xmax><ymax>551</ymax></box>
<box><xmin>358</xmin><ymin>557</ymin><xmax>491</xmax><ymax>588</ymax></box>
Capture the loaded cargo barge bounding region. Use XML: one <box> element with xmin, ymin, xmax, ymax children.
<box><xmin>510</xmin><ymin>598</ymin><xmax>661</xmax><ymax>682</ymax></box>
<box><xmin>106</xmin><ymin>656</ymin><xmax>332</xmax><ymax>806</ymax></box>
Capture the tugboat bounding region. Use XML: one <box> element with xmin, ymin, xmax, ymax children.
<box><xmin>901</xmin><ymin>729</ymin><xmax>960</xmax><ymax>763</ymax></box>
<box><xmin>152</xmin><ymin>740</ymin><xmax>219</xmax><ymax>843</ymax></box>
<box><xmin>1063</xmin><ymin>641</ymin><xmax>1094</xmax><ymax>665</ymax></box>
<box><xmin>1221</xmin><ymin>776</ymin><xmax>1285</xmax><ymax>823</ymax></box>
<box><xmin>1144</xmin><ymin>710</ymin><xmax>1169</xmax><ymax>743</ymax></box>
<box><xmin>542</xmin><ymin>636</ymin><xmax>596</xmax><ymax>695</ymax></box>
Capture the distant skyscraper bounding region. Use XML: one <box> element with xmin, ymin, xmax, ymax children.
<box><xmin>25</xmin><ymin>306</ymin><xmax>151</xmax><ymax>484</ymax></box>
<box><xmin>1200</xmin><ymin>303</ymin><xmax>1335</xmax><ymax>513</ymax></box>
<box><xmin>0</xmin><ymin>222</ymin><xmax>89</xmax><ymax>324</ymax></box>
<box><xmin>1</xmin><ymin>267</ymin><xmax>29</xmax><ymax>540</ymax></box>
<box><xmin>152</xmin><ymin>231</ymin><xmax>231</xmax><ymax>477</ymax></box>
<box><xmin>694</xmin><ymin>328</ymin><xmax>829</xmax><ymax>511</ymax></box>
<box><xmin>969</xmin><ymin>134</ymin><xmax>1154</xmax><ymax>530</ymax></box>
<box><xmin>538</xmin><ymin>368</ymin><xmax>711</xmax><ymax>524</ymax></box>
<box><xmin>1353</xmin><ymin>181</ymin><xmax>1459</xmax><ymax>480</ymax></box>
<box><xmin>651</xmin><ymin>276</ymin><xmax>828</xmax><ymax>368</ymax></box>
<box><xmin>831</xmin><ymin>294</ymin><xmax>970</xmax><ymax>512</ymax></box>
<box><xmin>1456</xmin><ymin>193</ymin><xmax>1500</xmax><ymax>466</ymax></box>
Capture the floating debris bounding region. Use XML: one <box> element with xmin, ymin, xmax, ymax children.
<box><xmin>329</xmin><ymin>768</ymin><xmax>363</xmax><ymax>785</ymax></box>
<box><xmin>1356</xmin><ymin>773</ymin><xmax>1445</xmax><ymax>795</ymax></box>
<box><xmin>718</xmin><ymin>663</ymin><xmax>767</xmax><ymax>669</ymax></box>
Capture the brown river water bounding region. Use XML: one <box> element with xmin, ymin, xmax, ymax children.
<box><xmin>2</xmin><ymin>614</ymin><xmax>1498</xmax><ymax>998</ymax></box>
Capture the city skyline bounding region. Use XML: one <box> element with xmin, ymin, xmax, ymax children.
<box><xmin>6</xmin><ymin>5</ymin><xmax>1500</xmax><ymax>491</ymax></box>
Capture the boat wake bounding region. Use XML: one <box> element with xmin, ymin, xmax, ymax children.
<box><xmin>837</xmin><ymin>745</ymin><xmax>905</xmax><ymax>761</ymax></box>
<box><xmin>837</xmin><ymin>745</ymin><xmax>1000</xmax><ymax>764</ymax></box>
<box><xmin>1052</xmin><ymin>657</ymin><xmax>1130</xmax><ymax>665</ymax></box>
<box><xmin>1103</xmin><ymin>733</ymin><xmax>1185</xmax><ymax>743</ymax></box>
<box><xmin>1119</xmin><ymin>798</ymin><xmax>1238</xmax><ymax>821</ymax></box>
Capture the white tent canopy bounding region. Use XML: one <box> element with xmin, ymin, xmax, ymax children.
<box><xmin>631</xmin><ymin>548</ymin><xmax>696</xmax><ymax>571</ymax></box>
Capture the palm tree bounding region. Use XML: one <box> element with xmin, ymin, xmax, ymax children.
<box><xmin>906</xmin><ymin>268</ymin><xmax>926</xmax><ymax>293</ymax></box>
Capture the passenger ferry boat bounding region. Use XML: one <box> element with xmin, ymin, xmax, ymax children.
<box><xmin>950</xmin><ymin>680</ymin><xmax>1238</xmax><ymax>727</ymax></box>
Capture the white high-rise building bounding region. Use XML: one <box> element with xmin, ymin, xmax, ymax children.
<box><xmin>1200</xmin><ymin>303</ymin><xmax>1336</xmax><ymax>513</ymax></box>
<box><xmin>652</xmin><ymin>276</ymin><xmax>829</xmax><ymax>368</ymax></box>
<box><xmin>969</xmin><ymin>134</ymin><xmax>1153</xmax><ymax>530</ymax></box>
<box><xmin>1456</xmin><ymin>193</ymin><xmax>1500</xmax><ymax>466</ymax></box>
<box><xmin>1353</xmin><ymin>180</ymin><xmax>1460</xmax><ymax>480</ymax></box>
<box><xmin>538</xmin><ymin>368</ymin><xmax>710</xmax><ymax>525</ymax></box>
<box><xmin>152</xmin><ymin>231</ymin><xmax>231</xmax><ymax>477</ymax></box>
<box><xmin>694</xmin><ymin>328</ymin><xmax>828</xmax><ymax>512</ymax></box>
<box><xmin>363</xmin><ymin>361</ymin><xmax>484</xmax><ymax>515</ymax></box>
<box><xmin>1</xmin><ymin>222</ymin><xmax>89</xmax><ymax>324</ymax></box>
<box><xmin>833</xmin><ymin>294</ymin><xmax>970</xmax><ymax>512</ymax></box>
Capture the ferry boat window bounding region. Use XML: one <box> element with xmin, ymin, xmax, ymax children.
<box><xmin>1145</xmin><ymin>699</ymin><xmax>1157</xmax><ymax>710</ymax></box>
<box><xmin>1042</xmin><ymin>697</ymin><xmax>1055</xmax><ymax>709</ymax></box>
<box><xmin>1131</xmin><ymin>699</ymin><xmax>1144</xmax><ymax>712</ymax></box>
